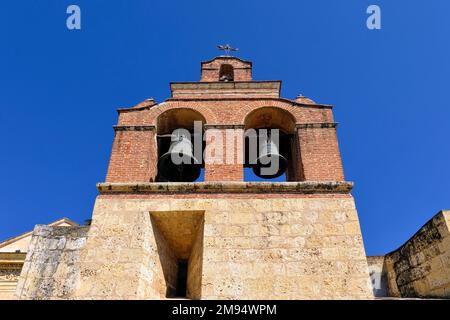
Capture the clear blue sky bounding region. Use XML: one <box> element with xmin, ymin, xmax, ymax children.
<box><xmin>0</xmin><ymin>0</ymin><xmax>449</xmax><ymax>255</ymax></box>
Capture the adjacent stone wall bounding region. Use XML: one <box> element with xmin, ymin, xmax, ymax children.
<box><xmin>15</xmin><ymin>225</ymin><xmax>88</xmax><ymax>300</ymax></box>
<box><xmin>383</xmin><ymin>210</ymin><xmax>450</xmax><ymax>298</ymax></box>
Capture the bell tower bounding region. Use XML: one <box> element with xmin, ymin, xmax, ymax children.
<box><xmin>72</xmin><ymin>54</ymin><xmax>373</xmax><ymax>299</ymax></box>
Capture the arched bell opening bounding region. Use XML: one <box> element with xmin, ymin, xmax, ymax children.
<box><xmin>156</xmin><ymin>108</ymin><xmax>206</xmax><ymax>182</ymax></box>
<box><xmin>243</xmin><ymin>107</ymin><xmax>299</xmax><ymax>182</ymax></box>
<box><xmin>219</xmin><ymin>64</ymin><xmax>234</xmax><ymax>82</ymax></box>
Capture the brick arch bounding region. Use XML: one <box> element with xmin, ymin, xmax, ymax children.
<box><xmin>243</xmin><ymin>106</ymin><xmax>296</xmax><ymax>134</ymax></box>
<box><xmin>155</xmin><ymin>107</ymin><xmax>209</xmax><ymax>135</ymax></box>
<box><xmin>240</xmin><ymin>99</ymin><xmax>317</xmax><ymax>123</ymax></box>
<box><xmin>150</xmin><ymin>104</ymin><xmax>218</xmax><ymax>128</ymax></box>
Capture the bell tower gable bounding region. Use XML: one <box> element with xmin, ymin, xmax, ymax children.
<box><xmin>200</xmin><ymin>57</ymin><xmax>252</xmax><ymax>82</ymax></box>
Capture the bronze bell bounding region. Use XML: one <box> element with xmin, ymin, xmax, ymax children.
<box><xmin>157</xmin><ymin>134</ymin><xmax>201</xmax><ymax>182</ymax></box>
<box><xmin>252</xmin><ymin>135</ymin><xmax>288</xmax><ymax>179</ymax></box>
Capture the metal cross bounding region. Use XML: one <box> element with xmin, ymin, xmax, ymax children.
<box><xmin>217</xmin><ymin>44</ymin><xmax>239</xmax><ymax>56</ymax></box>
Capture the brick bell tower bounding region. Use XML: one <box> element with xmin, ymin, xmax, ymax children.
<box><xmin>73</xmin><ymin>54</ymin><xmax>373</xmax><ymax>299</ymax></box>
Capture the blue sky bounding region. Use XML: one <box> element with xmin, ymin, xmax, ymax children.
<box><xmin>0</xmin><ymin>1</ymin><xmax>449</xmax><ymax>255</ymax></box>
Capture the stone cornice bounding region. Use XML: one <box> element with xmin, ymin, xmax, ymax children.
<box><xmin>0</xmin><ymin>263</ymin><xmax>23</xmax><ymax>270</ymax></box>
<box><xmin>117</xmin><ymin>105</ymin><xmax>154</xmax><ymax>113</ymax></box>
<box><xmin>296</xmin><ymin>123</ymin><xmax>338</xmax><ymax>129</ymax></box>
<box><xmin>113</xmin><ymin>125</ymin><xmax>156</xmax><ymax>132</ymax></box>
<box><xmin>117</xmin><ymin>99</ymin><xmax>157</xmax><ymax>113</ymax></box>
<box><xmin>170</xmin><ymin>80</ymin><xmax>280</xmax><ymax>86</ymax></box>
<box><xmin>112</xmin><ymin>123</ymin><xmax>337</xmax><ymax>132</ymax></box>
<box><xmin>114</xmin><ymin>98</ymin><xmax>333</xmax><ymax>113</ymax></box>
<box><xmin>97</xmin><ymin>181</ymin><xmax>353</xmax><ymax>195</ymax></box>
<box><xmin>0</xmin><ymin>253</ymin><xmax>26</xmax><ymax>268</ymax></box>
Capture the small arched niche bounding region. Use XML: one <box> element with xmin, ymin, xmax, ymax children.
<box><xmin>156</xmin><ymin>108</ymin><xmax>206</xmax><ymax>182</ymax></box>
<box><xmin>243</xmin><ymin>107</ymin><xmax>300</xmax><ymax>181</ymax></box>
<box><xmin>219</xmin><ymin>64</ymin><xmax>234</xmax><ymax>82</ymax></box>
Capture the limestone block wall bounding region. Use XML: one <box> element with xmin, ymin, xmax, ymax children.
<box><xmin>15</xmin><ymin>225</ymin><xmax>88</xmax><ymax>299</ymax></box>
<box><xmin>73</xmin><ymin>206</ymin><xmax>165</xmax><ymax>299</ymax></box>
<box><xmin>72</xmin><ymin>182</ymin><xmax>373</xmax><ymax>300</ymax></box>
<box><xmin>199</xmin><ymin>197</ymin><xmax>370</xmax><ymax>299</ymax></box>
<box><xmin>383</xmin><ymin>210</ymin><xmax>450</xmax><ymax>298</ymax></box>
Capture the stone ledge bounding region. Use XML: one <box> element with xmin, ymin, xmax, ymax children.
<box><xmin>0</xmin><ymin>253</ymin><xmax>27</xmax><ymax>269</ymax></box>
<box><xmin>97</xmin><ymin>181</ymin><xmax>353</xmax><ymax>195</ymax></box>
<box><xmin>170</xmin><ymin>81</ymin><xmax>281</xmax><ymax>91</ymax></box>
<box><xmin>295</xmin><ymin>123</ymin><xmax>338</xmax><ymax>129</ymax></box>
<box><xmin>113</xmin><ymin>125</ymin><xmax>156</xmax><ymax>132</ymax></box>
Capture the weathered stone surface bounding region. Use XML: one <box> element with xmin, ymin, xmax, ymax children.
<box><xmin>68</xmin><ymin>193</ymin><xmax>373</xmax><ymax>300</ymax></box>
<box><xmin>97</xmin><ymin>181</ymin><xmax>354</xmax><ymax>195</ymax></box>
<box><xmin>369</xmin><ymin>210</ymin><xmax>450</xmax><ymax>299</ymax></box>
<box><xmin>15</xmin><ymin>225</ymin><xmax>89</xmax><ymax>300</ymax></box>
